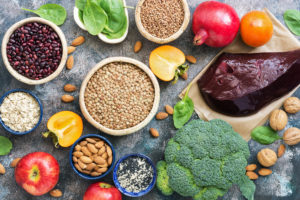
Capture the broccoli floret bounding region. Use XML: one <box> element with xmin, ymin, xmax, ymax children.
<box><xmin>194</xmin><ymin>187</ymin><xmax>226</xmax><ymax>200</ymax></box>
<box><xmin>156</xmin><ymin>161</ymin><xmax>173</xmax><ymax>196</ymax></box>
<box><xmin>164</xmin><ymin>139</ymin><xmax>180</xmax><ymax>164</ymax></box>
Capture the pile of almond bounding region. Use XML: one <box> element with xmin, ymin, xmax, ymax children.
<box><xmin>150</xmin><ymin>104</ymin><xmax>174</xmax><ymax>138</ymax></box>
<box><xmin>72</xmin><ymin>137</ymin><xmax>113</xmax><ymax>177</ymax></box>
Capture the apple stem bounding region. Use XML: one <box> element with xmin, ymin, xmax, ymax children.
<box><xmin>193</xmin><ymin>28</ymin><xmax>208</xmax><ymax>46</ymax></box>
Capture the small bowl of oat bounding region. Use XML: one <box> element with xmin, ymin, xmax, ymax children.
<box><xmin>0</xmin><ymin>89</ymin><xmax>43</xmax><ymax>135</ymax></box>
<box><xmin>79</xmin><ymin>57</ymin><xmax>160</xmax><ymax>136</ymax></box>
<box><xmin>135</xmin><ymin>0</ymin><xmax>190</xmax><ymax>44</ymax></box>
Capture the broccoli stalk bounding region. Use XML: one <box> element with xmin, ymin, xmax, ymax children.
<box><xmin>156</xmin><ymin>161</ymin><xmax>173</xmax><ymax>196</ymax></box>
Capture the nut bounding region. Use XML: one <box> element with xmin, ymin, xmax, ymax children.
<box><xmin>283</xmin><ymin>127</ymin><xmax>300</xmax><ymax>145</ymax></box>
<box><xmin>66</xmin><ymin>55</ymin><xmax>74</xmax><ymax>70</ymax></box>
<box><xmin>67</xmin><ymin>46</ymin><xmax>76</xmax><ymax>54</ymax></box>
<box><xmin>61</xmin><ymin>95</ymin><xmax>74</xmax><ymax>103</ymax></box>
<box><xmin>181</xmin><ymin>72</ymin><xmax>188</xmax><ymax>80</ymax></box>
<box><xmin>94</xmin><ymin>156</ymin><xmax>106</xmax><ymax>165</ymax></box>
<box><xmin>284</xmin><ymin>97</ymin><xmax>300</xmax><ymax>114</ymax></box>
<box><xmin>108</xmin><ymin>156</ymin><xmax>113</xmax><ymax>165</ymax></box>
<box><xmin>72</xmin><ymin>156</ymin><xmax>78</xmax><ymax>163</ymax></box>
<box><xmin>95</xmin><ymin>141</ymin><xmax>104</xmax><ymax>148</ymax></box>
<box><xmin>71</xmin><ymin>36</ymin><xmax>85</xmax><ymax>46</ymax></box>
<box><xmin>150</xmin><ymin>128</ymin><xmax>159</xmax><ymax>138</ymax></box>
<box><xmin>245</xmin><ymin>164</ymin><xmax>257</xmax><ymax>171</ymax></box>
<box><xmin>134</xmin><ymin>41</ymin><xmax>142</xmax><ymax>53</ymax></box>
<box><xmin>50</xmin><ymin>189</ymin><xmax>63</xmax><ymax>198</ymax></box>
<box><xmin>80</xmin><ymin>156</ymin><xmax>93</xmax><ymax>164</ymax></box>
<box><xmin>258</xmin><ymin>168</ymin><xmax>272</xmax><ymax>176</ymax></box>
<box><xmin>0</xmin><ymin>163</ymin><xmax>5</xmax><ymax>174</ymax></box>
<box><xmin>257</xmin><ymin>148</ymin><xmax>277</xmax><ymax>167</ymax></box>
<box><xmin>277</xmin><ymin>144</ymin><xmax>286</xmax><ymax>157</ymax></box>
<box><xmin>106</xmin><ymin>145</ymin><xmax>112</xmax><ymax>157</ymax></box>
<box><xmin>97</xmin><ymin>167</ymin><xmax>108</xmax><ymax>173</ymax></box>
<box><xmin>186</xmin><ymin>55</ymin><xmax>197</xmax><ymax>64</ymax></box>
<box><xmin>10</xmin><ymin>158</ymin><xmax>21</xmax><ymax>168</ymax></box>
<box><xmin>74</xmin><ymin>163</ymin><xmax>82</xmax><ymax>172</ymax></box>
<box><xmin>64</xmin><ymin>84</ymin><xmax>77</xmax><ymax>92</ymax></box>
<box><xmin>87</xmin><ymin>144</ymin><xmax>98</xmax><ymax>154</ymax></box>
<box><xmin>78</xmin><ymin>160</ymin><xmax>87</xmax><ymax>169</ymax></box>
<box><xmin>86</xmin><ymin>163</ymin><xmax>96</xmax><ymax>171</ymax></box>
<box><xmin>86</xmin><ymin>138</ymin><xmax>97</xmax><ymax>144</ymax></box>
<box><xmin>165</xmin><ymin>105</ymin><xmax>174</xmax><ymax>115</ymax></box>
<box><xmin>101</xmin><ymin>152</ymin><xmax>108</xmax><ymax>160</ymax></box>
<box><xmin>73</xmin><ymin>151</ymin><xmax>83</xmax><ymax>158</ymax></box>
<box><xmin>80</xmin><ymin>141</ymin><xmax>87</xmax><ymax>146</ymax></box>
<box><xmin>269</xmin><ymin>109</ymin><xmax>288</xmax><ymax>131</ymax></box>
<box><xmin>156</xmin><ymin>112</ymin><xmax>168</xmax><ymax>120</ymax></box>
<box><xmin>91</xmin><ymin>172</ymin><xmax>102</xmax><ymax>177</ymax></box>
<box><xmin>246</xmin><ymin>171</ymin><xmax>258</xmax><ymax>180</ymax></box>
<box><xmin>98</xmin><ymin>146</ymin><xmax>106</xmax><ymax>155</ymax></box>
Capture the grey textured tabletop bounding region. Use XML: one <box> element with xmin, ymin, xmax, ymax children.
<box><xmin>1</xmin><ymin>0</ymin><xmax>300</xmax><ymax>199</ymax></box>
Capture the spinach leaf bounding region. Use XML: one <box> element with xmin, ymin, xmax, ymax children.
<box><xmin>251</xmin><ymin>126</ymin><xmax>282</xmax><ymax>145</ymax></box>
<box><xmin>238</xmin><ymin>175</ymin><xmax>256</xmax><ymax>200</ymax></box>
<box><xmin>284</xmin><ymin>10</ymin><xmax>300</xmax><ymax>36</ymax></box>
<box><xmin>78</xmin><ymin>9</ymin><xmax>84</xmax><ymax>24</ymax></box>
<box><xmin>0</xmin><ymin>136</ymin><xmax>12</xmax><ymax>155</ymax></box>
<box><xmin>83</xmin><ymin>0</ymin><xmax>108</xmax><ymax>35</ymax></box>
<box><xmin>22</xmin><ymin>4</ymin><xmax>67</xmax><ymax>26</ymax></box>
<box><xmin>173</xmin><ymin>82</ymin><xmax>194</xmax><ymax>129</ymax></box>
<box><xmin>75</xmin><ymin>0</ymin><xmax>86</xmax><ymax>11</ymax></box>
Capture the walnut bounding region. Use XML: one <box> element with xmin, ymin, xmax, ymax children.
<box><xmin>284</xmin><ymin>97</ymin><xmax>300</xmax><ymax>114</ymax></box>
<box><xmin>257</xmin><ymin>148</ymin><xmax>277</xmax><ymax>167</ymax></box>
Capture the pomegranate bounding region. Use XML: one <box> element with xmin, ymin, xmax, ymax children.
<box><xmin>192</xmin><ymin>1</ymin><xmax>240</xmax><ymax>48</ymax></box>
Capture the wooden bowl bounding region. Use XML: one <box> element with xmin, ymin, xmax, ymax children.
<box><xmin>1</xmin><ymin>17</ymin><xmax>68</xmax><ymax>85</ymax></box>
<box><xmin>135</xmin><ymin>0</ymin><xmax>190</xmax><ymax>44</ymax></box>
<box><xmin>79</xmin><ymin>57</ymin><xmax>160</xmax><ymax>136</ymax></box>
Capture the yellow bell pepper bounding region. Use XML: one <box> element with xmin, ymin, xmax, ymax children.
<box><xmin>42</xmin><ymin>111</ymin><xmax>83</xmax><ymax>147</ymax></box>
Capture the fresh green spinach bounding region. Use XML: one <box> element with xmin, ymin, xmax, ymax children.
<box><xmin>22</xmin><ymin>4</ymin><xmax>67</xmax><ymax>26</ymax></box>
<box><xmin>284</xmin><ymin>10</ymin><xmax>300</xmax><ymax>36</ymax></box>
<box><xmin>75</xmin><ymin>0</ymin><xmax>87</xmax><ymax>11</ymax></box>
<box><xmin>173</xmin><ymin>82</ymin><xmax>194</xmax><ymax>129</ymax></box>
<box><xmin>0</xmin><ymin>136</ymin><xmax>12</xmax><ymax>156</ymax></box>
<box><xmin>251</xmin><ymin>126</ymin><xmax>282</xmax><ymax>145</ymax></box>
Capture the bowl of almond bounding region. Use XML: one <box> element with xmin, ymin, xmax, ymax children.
<box><xmin>69</xmin><ymin>134</ymin><xmax>115</xmax><ymax>180</ymax></box>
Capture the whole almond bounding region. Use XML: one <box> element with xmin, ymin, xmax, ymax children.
<box><xmin>245</xmin><ymin>164</ymin><xmax>257</xmax><ymax>171</ymax></box>
<box><xmin>50</xmin><ymin>189</ymin><xmax>63</xmax><ymax>198</ymax></box>
<box><xmin>67</xmin><ymin>46</ymin><xmax>76</xmax><ymax>54</ymax></box>
<box><xmin>66</xmin><ymin>55</ymin><xmax>74</xmax><ymax>70</ymax></box>
<box><xmin>86</xmin><ymin>138</ymin><xmax>97</xmax><ymax>144</ymax></box>
<box><xmin>134</xmin><ymin>41</ymin><xmax>142</xmax><ymax>53</ymax></box>
<box><xmin>97</xmin><ymin>167</ymin><xmax>108</xmax><ymax>173</ymax></box>
<box><xmin>156</xmin><ymin>112</ymin><xmax>168</xmax><ymax>120</ymax></box>
<box><xmin>78</xmin><ymin>160</ymin><xmax>87</xmax><ymax>169</ymax></box>
<box><xmin>278</xmin><ymin>144</ymin><xmax>286</xmax><ymax>157</ymax></box>
<box><xmin>97</xmin><ymin>163</ymin><xmax>108</xmax><ymax>168</ymax></box>
<box><xmin>108</xmin><ymin>156</ymin><xmax>112</xmax><ymax>165</ymax></box>
<box><xmin>150</xmin><ymin>128</ymin><xmax>159</xmax><ymax>138</ymax></box>
<box><xmin>165</xmin><ymin>105</ymin><xmax>174</xmax><ymax>115</ymax></box>
<box><xmin>87</xmin><ymin>144</ymin><xmax>98</xmax><ymax>154</ymax></box>
<box><xmin>75</xmin><ymin>144</ymin><xmax>81</xmax><ymax>151</ymax></box>
<box><xmin>10</xmin><ymin>158</ymin><xmax>21</xmax><ymax>168</ymax></box>
<box><xmin>91</xmin><ymin>137</ymin><xmax>100</xmax><ymax>141</ymax></box>
<box><xmin>73</xmin><ymin>151</ymin><xmax>83</xmax><ymax>158</ymax></box>
<box><xmin>80</xmin><ymin>156</ymin><xmax>93</xmax><ymax>164</ymax></box>
<box><xmin>80</xmin><ymin>141</ymin><xmax>87</xmax><ymax>146</ymax></box>
<box><xmin>181</xmin><ymin>72</ymin><xmax>188</xmax><ymax>80</ymax></box>
<box><xmin>72</xmin><ymin>156</ymin><xmax>78</xmax><ymax>163</ymax></box>
<box><xmin>94</xmin><ymin>156</ymin><xmax>106</xmax><ymax>165</ymax></box>
<box><xmin>61</xmin><ymin>95</ymin><xmax>74</xmax><ymax>103</ymax></box>
<box><xmin>98</xmin><ymin>146</ymin><xmax>106</xmax><ymax>155</ymax></box>
<box><xmin>82</xmin><ymin>146</ymin><xmax>92</xmax><ymax>157</ymax></box>
<box><xmin>91</xmin><ymin>172</ymin><xmax>102</xmax><ymax>177</ymax></box>
<box><xmin>246</xmin><ymin>171</ymin><xmax>258</xmax><ymax>180</ymax></box>
<box><xmin>0</xmin><ymin>163</ymin><xmax>5</xmax><ymax>175</ymax></box>
<box><xmin>101</xmin><ymin>152</ymin><xmax>108</xmax><ymax>160</ymax></box>
<box><xmin>258</xmin><ymin>168</ymin><xmax>272</xmax><ymax>176</ymax></box>
<box><xmin>95</xmin><ymin>141</ymin><xmax>104</xmax><ymax>148</ymax></box>
<box><xmin>64</xmin><ymin>84</ymin><xmax>77</xmax><ymax>92</ymax></box>
<box><xmin>106</xmin><ymin>145</ymin><xmax>112</xmax><ymax>157</ymax></box>
<box><xmin>82</xmin><ymin>170</ymin><xmax>91</xmax><ymax>174</ymax></box>
<box><xmin>86</xmin><ymin>163</ymin><xmax>96</xmax><ymax>171</ymax></box>
<box><xmin>186</xmin><ymin>55</ymin><xmax>197</xmax><ymax>64</ymax></box>
<box><xmin>74</xmin><ymin>163</ymin><xmax>82</xmax><ymax>172</ymax></box>
<box><xmin>71</xmin><ymin>36</ymin><xmax>85</xmax><ymax>46</ymax></box>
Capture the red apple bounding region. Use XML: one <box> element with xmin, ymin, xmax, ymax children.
<box><xmin>15</xmin><ymin>152</ymin><xmax>59</xmax><ymax>196</ymax></box>
<box><xmin>84</xmin><ymin>182</ymin><xmax>122</xmax><ymax>200</ymax></box>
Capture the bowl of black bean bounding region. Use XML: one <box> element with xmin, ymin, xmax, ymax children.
<box><xmin>2</xmin><ymin>17</ymin><xmax>68</xmax><ymax>85</ymax></box>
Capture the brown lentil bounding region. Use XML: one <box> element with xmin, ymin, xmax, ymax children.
<box><xmin>140</xmin><ymin>0</ymin><xmax>184</xmax><ymax>39</ymax></box>
<box><xmin>84</xmin><ymin>62</ymin><xmax>155</xmax><ymax>130</ymax></box>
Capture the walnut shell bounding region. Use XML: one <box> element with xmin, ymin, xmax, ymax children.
<box><xmin>283</xmin><ymin>127</ymin><xmax>300</xmax><ymax>146</ymax></box>
<box><xmin>269</xmin><ymin>109</ymin><xmax>288</xmax><ymax>131</ymax></box>
<box><xmin>257</xmin><ymin>148</ymin><xmax>277</xmax><ymax>167</ymax></box>
<box><xmin>284</xmin><ymin>97</ymin><xmax>300</xmax><ymax>114</ymax></box>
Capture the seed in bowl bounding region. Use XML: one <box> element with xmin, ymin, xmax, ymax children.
<box><xmin>6</xmin><ymin>22</ymin><xmax>62</xmax><ymax>80</ymax></box>
<box><xmin>0</xmin><ymin>92</ymin><xmax>40</xmax><ymax>132</ymax></box>
<box><xmin>140</xmin><ymin>0</ymin><xmax>184</xmax><ymax>39</ymax></box>
<box><xmin>84</xmin><ymin>62</ymin><xmax>155</xmax><ymax>130</ymax></box>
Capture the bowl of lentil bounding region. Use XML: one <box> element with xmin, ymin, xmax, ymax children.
<box><xmin>113</xmin><ymin>153</ymin><xmax>157</xmax><ymax>197</ymax></box>
<box><xmin>0</xmin><ymin>88</ymin><xmax>43</xmax><ymax>135</ymax></box>
<box><xmin>69</xmin><ymin>134</ymin><xmax>115</xmax><ymax>180</ymax></box>
<box><xmin>79</xmin><ymin>57</ymin><xmax>160</xmax><ymax>136</ymax></box>
<box><xmin>135</xmin><ymin>0</ymin><xmax>190</xmax><ymax>44</ymax></box>
<box><xmin>2</xmin><ymin>17</ymin><xmax>68</xmax><ymax>85</ymax></box>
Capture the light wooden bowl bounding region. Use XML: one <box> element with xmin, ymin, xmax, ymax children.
<box><xmin>135</xmin><ymin>0</ymin><xmax>190</xmax><ymax>44</ymax></box>
<box><xmin>1</xmin><ymin>17</ymin><xmax>68</xmax><ymax>85</ymax></box>
<box><xmin>79</xmin><ymin>57</ymin><xmax>160</xmax><ymax>136</ymax></box>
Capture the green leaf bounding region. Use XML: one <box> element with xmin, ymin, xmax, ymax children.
<box><xmin>238</xmin><ymin>175</ymin><xmax>256</xmax><ymax>200</ymax></box>
<box><xmin>75</xmin><ymin>0</ymin><xmax>87</xmax><ymax>10</ymax></box>
<box><xmin>0</xmin><ymin>136</ymin><xmax>12</xmax><ymax>155</ymax></box>
<box><xmin>284</xmin><ymin>10</ymin><xmax>300</xmax><ymax>36</ymax></box>
<box><xmin>83</xmin><ymin>0</ymin><xmax>108</xmax><ymax>35</ymax></box>
<box><xmin>22</xmin><ymin>4</ymin><xmax>67</xmax><ymax>26</ymax></box>
<box><xmin>251</xmin><ymin>126</ymin><xmax>282</xmax><ymax>145</ymax></box>
<box><xmin>78</xmin><ymin>9</ymin><xmax>84</xmax><ymax>24</ymax></box>
<box><xmin>173</xmin><ymin>82</ymin><xmax>194</xmax><ymax>129</ymax></box>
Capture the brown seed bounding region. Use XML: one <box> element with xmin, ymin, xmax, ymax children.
<box><xmin>74</xmin><ymin>163</ymin><xmax>82</xmax><ymax>172</ymax></box>
<box><xmin>181</xmin><ymin>72</ymin><xmax>188</xmax><ymax>80</ymax></box>
<box><xmin>150</xmin><ymin>128</ymin><xmax>159</xmax><ymax>138</ymax></box>
<box><xmin>80</xmin><ymin>156</ymin><xmax>93</xmax><ymax>164</ymax></box>
<box><xmin>258</xmin><ymin>168</ymin><xmax>273</xmax><ymax>176</ymax></box>
<box><xmin>91</xmin><ymin>172</ymin><xmax>102</xmax><ymax>177</ymax></box>
<box><xmin>106</xmin><ymin>145</ymin><xmax>112</xmax><ymax>157</ymax></box>
<box><xmin>86</xmin><ymin>138</ymin><xmax>97</xmax><ymax>144</ymax></box>
<box><xmin>86</xmin><ymin>163</ymin><xmax>96</xmax><ymax>171</ymax></box>
<box><xmin>66</xmin><ymin>55</ymin><xmax>74</xmax><ymax>70</ymax></box>
<box><xmin>67</xmin><ymin>46</ymin><xmax>76</xmax><ymax>54</ymax></box>
<box><xmin>246</xmin><ymin>171</ymin><xmax>258</xmax><ymax>180</ymax></box>
<box><xmin>87</xmin><ymin>144</ymin><xmax>98</xmax><ymax>154</ymax></box>
<box><xmin>278</xmin><ymin>144</ymin><xmax>286</xmax><ymax>157</ymax></box>
<box><xmin>98</xmin><ymin>146</ymin><xmax>106</xmax><ymax>155</ymax></box>
<box><xmin>61</xmin><ymin>95</ymin><xmax>74</xmax><ymax>103</ymax></box>
<box><xmin>73</xmin><ymin>151</ymin><xmax>83</xmax><ymax>158</ymax></box>
<box><xmin>78</xmin><ymin>160</ymin><xmax>87</xmax><ymax>169</ymax></box>
<box><xmin>186</xmin><ymin>55</ymin><xmax>197</xmax><ymax>64</ymax></box>
<box><xmin>95</xmin><ymin>141</ymin><xmax>104</xmax><ymax>148</ymax></box>
<box><xmin>134</xmin><ymin>41</ymin><xmax>142</xmax><ymax>53</ymax></box>
<box><xmin>165</xmin><ymin>105</ymin><xmax>174</xmax><ymax>115</ymax></box>
<box><xmin>156</xmin><ymin>112</ymin><xmax>168</xmax><ymax>120</ymax></box>
<box><xmin>80</xmin><ymin>141</ymin><xmax>87</xmax><ymax>146</ymax></box>
<box><xmin>72</xmin><ymin>156</ymin><xmax>78</xmax><ymax>163</ymax></box>
<box><xmin>101</xmin><ymin>152</ymin><xmax>108</xmax><ymax>160</ymax></box>
<box><xmin>97</xmin><ymin>167</ymin><xmax>108</xmax><ymax>173</ymax></box>
<box><xmin>64</xmin><ymin>84</ymin><xmax>77</xmax><ymax>92</ymax></box>
<box><xmin>50</xmin><ymin>189</ymin><xmax>63</xmax><ymax>198</ymax></box>
<box><xmin>107</xmin><ymin>156</ymin><xmax>112</xmax><ymax>166</ymax></box>
<box><xmin>245</xmin><ymin>164</ymin><xmax>257</xmax><ymax>171</ymax></box>
<box><xmin>10</xmin><ymin>158</ymin><xmax>21</xmax><ymax>168</ymax></box>
<box><xmin>94</xmin><ymin>156</ymin><xmax>106</xmax><ymax>165</ymax></box>
<box><xmin>0</xmin><ymin>163</ymin><xmax>5</xmax><ymax>174</ymax></box>
<box><xmin>81</xmin><ymin>146</ymin><xmax>92</xmax><ymax>157</ymax></box>
<box><xmin>71</xmin><ymin>36</ymin><xmax>85</xmax><ymax>46</ymax></box>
